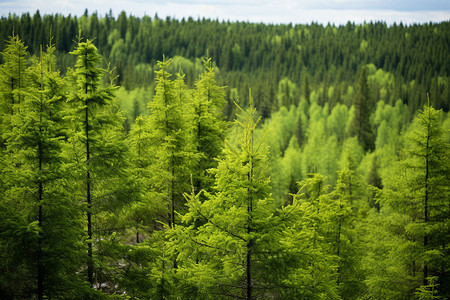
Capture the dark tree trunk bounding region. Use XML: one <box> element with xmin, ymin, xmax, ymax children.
<box><xmin>85</xmin><ymin>51</ymin><xmax>93</xmax><ymax>286</ymax></box>
<box><xmin>37</xmin><ymin>53</ymin><xmax>44</xmax><ymax>300</ymax></box>
<box><xmin>423</xmin><ymin>109</ymin><xmax>430</xmax><ymax>286</ymax></box>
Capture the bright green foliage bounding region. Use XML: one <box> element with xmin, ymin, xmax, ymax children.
<box><xmin>279</xmin><ymin>137</ymin><xmax>304</xmax><ymax>204</ymax></box>
<box><xmin>116</xmin><ymin>86</ymin><xmax>152</xmax><ymax>127</ymax></box>
<box><xmin>171</xmin><ymin>98</ymin><xmax>343</xmax><ymax>299</ymax></box>
<box><xmin>2</xmin><ymin>13</ymin><xmax>448</xmax><ymax>117</ymax></box>
<box><xmin>125</xmin><ymin>62</ymin><xmax>194</xmax><ymax>298</ymax></box>
<box><xmin>0</xmin><ymin>18</ymin><xmax>449</xmax><ymax>299</ymax></box>
<box><xmin>415</xmin><ymin>276</ymin><xmax>441</xmax><ymax>300</ymax></box>
<box><xmin>373</xmin><ymin>99</ymin><xmax>408</xmax><ymax>174</ymax></box>
<box><xmin>327</xmin><ymin>103</ymin><xmax>350</xmax><ymax>145</ymax></box>
<box><xmin>117</xmin><ymin>115</ymin><xmax>169</xmax><ymax>297</ymax></box>
<box><xmin>0</xmin><ymin>34</ymin><xmax>29</xmax><ymax>177</ymax></box>
<box><xmin>123</xmin><ymin>115</ymin><xmax>163</xmax><ymax>243</ymax></box>
<box><xmin>263</xmin><ymin>105</ymin><xmax>299</xmax><ymax>202</ymax></box>
<box><xmin>380</xmin><ymin>105</ymin><xmax>450</xmax><ymax>298</ymax></box>
<box><xmin>191</xmin><ymin>56</ymin><xmax>227</xmax><ymax>195</ymax></box>
<box><xmin>277</xmin><ymin>77</ymin><xmax>299</xmax><ymax>109</ymax></box>
<box><xmin>361</xmin><ymin>208</ymin><xmax>412</xmax><ymax>299</ymax></box>
<box><xmin>330</xmin><ymin>170</ymin><xmax>367</xmax><ymax>298</ymax></box>
<box><xmin>66</xmin><ymin>38</ymin><xmax>128</xmax><ymax>289</ymax></box>
<box><xmin>278</xmin><ymin>174</ymin><xmax>339</xmax><ymax>299</ymax></box>
<box><xmin>146</xmin><ymin>57</ymin><xmax>195</xmax><ymax>228</ymax></box>
<box><xmin>302</xmin><ymin>103</ymin><xmax>340</xmax><ymax>185</ymax></box>
<box><xmin>0</xmin><ymin>34</ymin><xmax>29</xmax><ymax>204</ymax></box>
<box><xmin>0</xmin><ymin>33</ymin><xmax>28</xmax><ymax>115</ymax></box>
<box><xmin>0</xmin><ymin>41</ymin><xmax>86</xmax><ymax>298</ymax></box>
<box><xmin>171</xmin><ymin>97</ymin><xmax>282</xmax><ymax>299</ymax></box>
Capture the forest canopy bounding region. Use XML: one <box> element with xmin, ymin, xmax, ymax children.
<box><xmin>0</xmin><ymin>10</ymin><xmax>449</xmax><ymax>300</ymax></box>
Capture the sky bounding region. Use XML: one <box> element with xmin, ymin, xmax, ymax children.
<box><xmin>0</xmin><ymin>0</ymin><xmax>449</xmax><ymax>25</ymax></box>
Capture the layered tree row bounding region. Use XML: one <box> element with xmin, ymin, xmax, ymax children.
<box><xmin>0</xmin><ymin>34</ymin><xmax>449</xmax><ymax>299</ymax></box>
<box><xmin>1</xmin><ymin>11</ymin><xmax>449</xmax><ymax>120</ymax></box>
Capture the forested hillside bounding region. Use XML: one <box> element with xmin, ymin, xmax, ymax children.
<box><xmin>1</xmin><ymin>10</ymin><xmax>449</xmax><ymax>120</ymax></box>
<box><xmin>0</xmin><ymin>10</ymin><xmax>449</xmax><ymax>300</ymax></box>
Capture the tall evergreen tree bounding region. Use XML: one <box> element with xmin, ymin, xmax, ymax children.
<box><xmin>0</xmin><ymin>33</ymin><xmax>28</xmax><ymax>156</ymax></box>
<box><xmin>171</xmin><ymin>95</ymin><xmax>275</xmax><ymax>299</ymax></box>
<box><xmin>66</xmin><ymin>38</ymin><xmax>128</xmax><ymax>289</ymax></box>
<box><xmin>329</xmin><ymin>170</ymin><xmax>367</xmax><ymax>298</ymax></box>
<box><xmin>350</xmin><ymin>67</ymin><xmax>375</xmax><ymax>151</ymax></box>
<box><xmin>0</xmin><ymin>40</ymin><xmax>86</xmax><ymax>299</ymax></box>
<box><xmin>191</xmin><ymin>56</ymin><xmax>227</xmax><ymax>195</ymax></box>
<box><xmin>146</xmin><ymin>57</ymin><xmax>194</xmax><ymax>229</ymax></box>
<box><xmin>0</xmin><ymin>33</ymin><xmax>28</xmax><ymax>112</ymax></box>
<box><xmin>381</xmin><ymin>104</ymin><xmax>450</xmax><ymax>297</ymax></box>
<box><xmin>279</xmin><ymin>174</ymin><xmax>340</xmax><ymax>299</ymax></box>
<box><xmin>124</xmin><ymin>115</ymin><xmax>161</xmax><ymax>243</ymax></box>
<box><xmin>171</xmin><ymin>95</ymin><xmax>341</xmax><ymax>299</ymax></box>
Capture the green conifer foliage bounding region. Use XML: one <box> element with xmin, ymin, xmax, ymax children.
<box><xmin>350</xmin><ymin>67</ymin><xmax>375</xmax><ymax>152</ymax></box>
<box><xmin>381</xmin><ymin>104</ymin><xmax>450</xmax><ymax>297</ymax></box>
<box><xmin>0</xmin><ymin>33</ymin><xmax>28</xmax><ymax>113</ymax></box>
<box><xmin>0</xmin><ymin>41</ymin><xmax>85</xmax><ymax>298</ymax></box>
<box><xmin>171</xmin><ymin>95</ymin><xmax>277</xmax><ymax>299</ymax></box>
<box><xmin>0</xmin><ymin>34</ymin><xmax>28</xmax><ymax>157</ymax></box>
<box><xmin>276</xmin><ymin>174</ymin><xmax>339</xmax><ymax>299</ymax></box>
<box><xmin>147</xmin><ymin>57</ymin><xmax>194</xmax><ymax>228</ymax></box>
<box><xmin>329</xmin><ymin>170</ymin><xmax>367</xmax><ymax>298</ymax></box>
<box><xmin>124</xmin><ymin>115</ymin><xmax>161</xmax><ymax>243</ymax></box>
<box><xmin>277</xmin><ymin>77</ymin><xmax>299</xmax><ymax>108</ymax></box>
<box><xmin>191</xmin><ymin>56</ymin><xmax>226</xmax><ymax>195</ymax></box>
<box><xmin>67</xmin><ymin>38</ymin><xmax>128</xmax><ymax>289</ymax></box>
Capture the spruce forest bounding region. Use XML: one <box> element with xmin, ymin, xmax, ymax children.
<box><xmin>0</xmin><ymin>10</ymin><xmax>449</xmax><ymax>300</ymax></box>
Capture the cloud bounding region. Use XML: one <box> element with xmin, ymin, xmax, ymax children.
<box><xmin>294</xmin><ymin>0</ymin><xmax>450</xmax><ymax>11</ymax></box>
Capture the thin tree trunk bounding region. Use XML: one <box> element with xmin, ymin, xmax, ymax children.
<box><xmin>18</xmin><ymin>45</ymin><xmax>21</xmax><ymax>106</ymax></box>
<box><xmin>246</xmin><ymin>126</ymin><xmax>254</xmax><ymax>300</ymax></box>
<box><xmin>246</xmin><ymin>246</ymin><xmax>252</xmax><ymax>300</ymax></box>
<box><xmin>337</xmin><ymin>213</ymin><xmax>342</xmax><ymax>285</ymax></box>
<box><xmin>423</xmin><ymin>108</ymin><xmax>431</xmax><ymax>285</ymax></box>
<box><xmin>85</xmin><ymin>51</ymin><xmax>93</xmax><ymax>286</ymax></box>
<box><xmin>37</xmin><ymin>49</ymin><xmax>44</xmax><ymax>300</ymax></box>
<box><xmin>87</xmin><ymin>104</ymin><xmax>93</xmax><ymax>286</ymax></box>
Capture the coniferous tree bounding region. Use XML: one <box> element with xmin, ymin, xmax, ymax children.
<box><xmin>0</xmin><ymin>34</ymin><xmax>28</xmax><ymax>156</ymax></box>
<box><xmin>124</xmin><ymin>115</ymin><xmax>161</xmax><ymax>243</ymax></box>
<box><xmin>276</xmin><ymin>174</ymin><xmax>340</xmax><ymax>299</ymax></box>
<box><xmin>0</xmin><ymin>40</ymin><xmax>86</xmax><ymax>299</ymax></box>
<box><xmin>0</xmin><ymin>33</ymin><xmax>28</xmax><ymax>111</ymax></box>
<box><xmin>171</xmin><ymin>95</ymin><xmax>276</xmax><ymax>299</ymax></box>
<box><xmin>134</xmin><ymin>59</ymin><xmax>195</xmax><ymax>298</ymax></box>
<box><xmin>171</xmin><ymin>95</ymin><xmax>342</xmax><ymax>299</ymax></box>
<box><xmin>147</xmin><ymin>57</ymin><xmax>194</xmax><ymax>229</ymax></box>
<box><xmin>66</xmin><ymin>38</ymin><xmax>128</xmax><ymax>289</ymax></box>
<box><xmin>350</xmin><ymin>67</ymin><xmax>375</xmax><ymax>151</ymax></box>
<box><xmin>191</xmin><ymin>56</ymin><xmax>227</xmax><ymax>195</ymax></box>
<box><xmin>380</xmin><ymin>104</ymin><xmax>449</xmax><ymax>298</ymax></box>
<box><xmin>329</xmin><ymin>170</ymin><xmax>367</xmax><ymax>298</ymax></box>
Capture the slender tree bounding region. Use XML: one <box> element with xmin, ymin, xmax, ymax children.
<box><xmin>350</xmin><ymin>67</ymin><xmax>374</xmax><ymax>151</ymax></box>
<box><xmin>147</xmin><ymin>57</ymin><xmax>194</xmax><ymax>229</ymax></box>
<box><xmin>170</xmin><ymin>94</ymin><xmax>271</xmax><ymax>299</ymax></box>
<box><xmin>67</xmin><ymin>38</ymin><xmax>127</xmax><ymax>288</ymax></box>
<box><xmin>0</xmin><ymin>39</ymin><xmax>86</xmax><ymax>299</ymax></box>
<box><xmin>381</xmin><ymin>104</ymin><xmax>449</xmax><ymax>297</ymax></box>
<box><xmin>191</xmin><ymin>55</ymin><xmax>227</xmax><ymax>195</ymax></box>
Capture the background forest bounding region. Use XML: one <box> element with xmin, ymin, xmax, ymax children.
<box><xmin>0</xmin><ymin>10</ymin><xmax>449</xmax><ymax>299</ymax></box>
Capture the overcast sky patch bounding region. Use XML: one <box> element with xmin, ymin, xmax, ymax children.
<box><xmin>0</xmin><ymin>0</ymin><xmax>449</xmax><ymax>25</ymax></box>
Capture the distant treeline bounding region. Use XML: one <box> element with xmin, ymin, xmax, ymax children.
<box><xmin>0</xmin><ymin>10</ymin><xmax>449</xmax><ymax>118</ymax></box>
